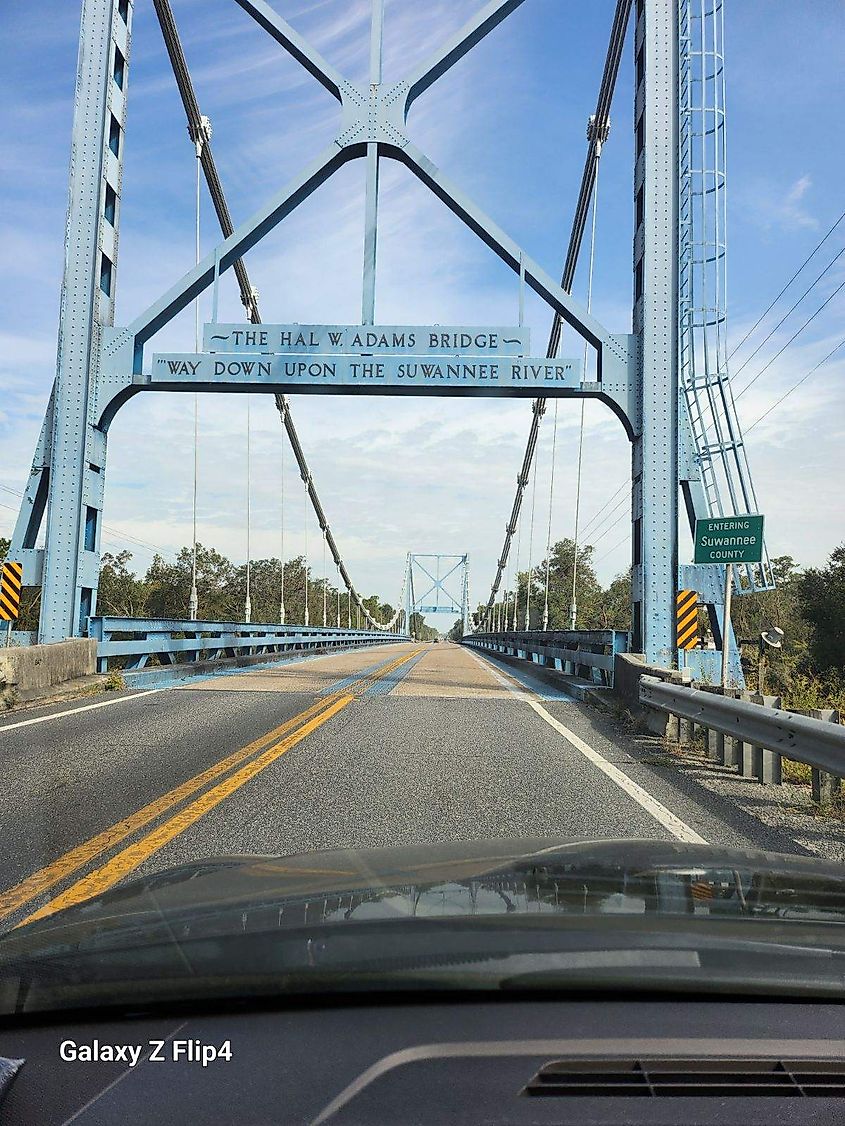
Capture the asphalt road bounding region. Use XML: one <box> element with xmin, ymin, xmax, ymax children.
<box><xmin>0</xmin><ymin>641</ymin><xmax>818</xmax><ymax>932</ymax></box>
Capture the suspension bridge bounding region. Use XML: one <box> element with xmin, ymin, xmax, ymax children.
<box><xmin>5</xmin><ymin>0</ymin><xmax>840</xmax><ymax>929</ymax></box>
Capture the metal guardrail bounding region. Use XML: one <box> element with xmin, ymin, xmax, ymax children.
<box><xmin>463</xmin><ymin>630</ymin><xmax>629</xmax><ymax>688</ymax></box>
<box><xmin>89</xmin><ymin>617</ymin><xmax>409</xmax><ymax>673</ymax></box>
<box><xmin>639</xmin><ymin>675</ymin><xmax>844</xmax><ymax>800</ymax></box>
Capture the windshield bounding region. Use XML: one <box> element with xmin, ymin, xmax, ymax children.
<box><xmin>1</xmin><ymin>0</ymin><xmax>844</xmax><ymax>1021</ymax></box>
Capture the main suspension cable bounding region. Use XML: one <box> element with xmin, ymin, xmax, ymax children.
<box><xmin>513</xmin><ymin>503</ymin><xmax>524</xmax><ymax>630</ymax></box>
<box><xmin>153</xmin><ymin>0</ymin><xmax>397</xmax><ymax>632</ymax></box>
<box><xmin>481</xmin><ymin>0</ymin><xmax>631</xmax><ymax>621</ymax></box>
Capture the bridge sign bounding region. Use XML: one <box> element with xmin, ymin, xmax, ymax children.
<box><xmin>203</xmin><ymin>323</ymin><xmax>531</xmax><ymax>356</ymax></box>
<box><xmin>151</xmin><ymin>352</ymin><xmax>583</xmax><ymax>392</ymax></box>
<box><xmin>693</xmin><ymin>515</ymin><xmax>764</xmax><ymax>564</ymax></box>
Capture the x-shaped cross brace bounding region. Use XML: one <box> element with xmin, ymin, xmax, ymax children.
<box><xmin>412</xmin><ymin>555</ymin><xmax>465</xmax><ymax>614</ymax></box>
<box><xmin>108</xmin><ymin>0</ymin><xmax>629</xmax><ymax>382</ymax></box>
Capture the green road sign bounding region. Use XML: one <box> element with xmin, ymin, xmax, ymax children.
<box><xmin>694</xmin><ymin>515</ymin><xmax>765</xmax><ymax>564</ymax></box>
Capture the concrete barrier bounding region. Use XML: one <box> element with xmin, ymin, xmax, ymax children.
<box><xmin>0</xmin><ymin>638</ymin><xmax>97</xmax><ymax>705</ymax></box>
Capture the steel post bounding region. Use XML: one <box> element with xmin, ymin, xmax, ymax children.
<box><xmin>631</xmin><ymin>0</ymin><xmax>679</xmax><ymax>665</ymax></box>
<box><xmin>38</xmin><ymin>0</ymin><xmax>132</xmax><ymax>640</ymax></box>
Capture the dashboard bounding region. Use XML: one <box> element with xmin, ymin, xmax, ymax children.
<box><xmin>2</xmin><ymin>995</ymin><xmax>844</xmax><ymax>1123</ymax></box>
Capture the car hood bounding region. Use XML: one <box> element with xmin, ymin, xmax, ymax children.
<box><xmin>2</xmin><ymin>838</ymin><xmax>844</xmax><ymax>1014</ymax></box>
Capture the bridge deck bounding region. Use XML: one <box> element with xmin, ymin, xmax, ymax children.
<box><xmin>0</xmin><ymin>642</ymin><xmax>828</xmax><ymax>933</ymax></box>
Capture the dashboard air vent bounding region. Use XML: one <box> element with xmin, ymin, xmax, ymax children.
<box><xmin>522</xmin><ymin>1058</ymin><xmax>845</xmax><ymax>1097</ymax></box>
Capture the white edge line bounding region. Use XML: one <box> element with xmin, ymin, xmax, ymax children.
<box><xmin>466</xmin><ymin>647</ymin><xmax>707</xmax><ymax>845</ymax></box>
<box><xmin>0</xmin><ymin>688</ymin><xmax>165</xmax><ymax>732</ymax></box>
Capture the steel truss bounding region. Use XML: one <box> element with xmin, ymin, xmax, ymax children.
<box><xmin>8</xmin><ymin>0</ymin><xmax>763</xmax><ymax>678</ymax></box>
<box><xmin>405</xmin><ymin>554</ymin><xmax>471</xmax><ymax>638</ymax></box>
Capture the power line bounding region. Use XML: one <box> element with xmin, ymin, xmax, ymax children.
<box><xmin>570</xmin><ymin>478</ymin><xmax>629</xmax><ymax>540</ymax></box>
<box><xmin>581</xmin><ymin>493</ymin><xmax>629</xmax><ymax>544</ymax></box>
<box><xmin>731</xmin><ymin>243</ymin><xmax>845</xmax><ymax>380</ymax></box>
<box><xmin>0</xmin><ymin>485</ymin><xmax>166</xmax><ymax>556</ymax></box>
<box><xmin>734</xmin><ymin>276</ymin><xmax>845</xmax><ymax>400</ymax></box>
<box><xmin>594</xmin><ymin>531</ymin><xmax>630</xmax><ymax>566</ymax></box>
<box><xmin>744</xmin><ymin>336</ymin><xmax>845</xmax><ymax>433</ymax></box>
<box><xmin>728</xmin><ymin>207</ymin><xmax>845</xmax><ymax>360</ymax></box>
<box><xmin>586</xmin><ymin>507</ymin><xmax>629</xmax><ymax>549</ymax></box>
<box><xmin>0</xmin><ymin>501</ymin><xmax>159</xmax><ymax>561</ymax></box>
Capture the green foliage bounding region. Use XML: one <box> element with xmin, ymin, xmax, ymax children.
<box><xmin>81</xmin><ymin>544</ymin><xmax>394</xmax><ymax>631</ymax></box>
<box><xmin>362</xmin><ymin>594</ymin><xmax>395</xmax><ymax>626</ymax></box>
<box><xmin>780</xmin><ymin>670</ymin><xmax>845</xmax><ymax>715</ymax></box>
<box><xmin>796</xmin><ymin>544</ymin><xmax>845</xmax><ymax>674</ymax></box>
<box><xmin>98</xmin><ymin>550</ymin><xmax>148</xmax><ymax>616</ymax></box>
<box><xmin>733</xmin><ymin>556</ymin><xmax>809</xmax><ymax>692</ymax></box>
<box><xmin>409</xmin><ymin>612</ymin><xmax>438</xmax><ymax>641</ymax></box>
<box><xmin>103</xmin><ymin>669</ymin><xmax>126</xmax><ymax>692</ymax></box>
<box><xmin>447</xmin><ymin>617</ymin><xmax>465</xmax><ymax>641</ymax></box>
<box><xmin>487</xmin><ymin>538</ymin><xmax>631</xmax><ymax>631</ymax></box>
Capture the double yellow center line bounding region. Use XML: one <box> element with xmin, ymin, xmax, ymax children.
<box><xmin>3</xmin><ymin>647</ymin><xmax>421</xmax><ymax>928</ymax></box>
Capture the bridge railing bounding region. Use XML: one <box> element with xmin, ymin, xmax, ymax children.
<box><xmin>463</xmin><ymin>630</ymin><xmax>630</xmax><ymax>688</ymax></box>
<box><xmin>89</xmin><ymin>617</ymin><xmax>408</xmax><ymax>673</ymax></box>
<box><xmin>640</xmin><ymin>675</ymin><xmax>844</xmax><ymax>802</ymax></box>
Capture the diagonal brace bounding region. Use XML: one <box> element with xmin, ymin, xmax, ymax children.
<box><xmin>404</xmin><ymin>0</ymin><xmax>528</xmax><ymax>112</ymax></box>
<box><xmin>233</xmin><ymin>0</ymin><xmax>348</xmax><ymax>101</ymax></box>
<box><xmin>394</xmin><ymin>141</ymin><xmax>625</xmax><ymax>364</ymax></box>
<box><xmin>119</xmin><ymin>142</ymin><xmax>356</xmax><ymax>358</ymax></box>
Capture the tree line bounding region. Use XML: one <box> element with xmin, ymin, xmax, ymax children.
<box><xmin>446</xmin><ymin>537</ymin><xmax>845</xmax><ymax>707</ymax></box>
<box><xmin>0</xmin><ymin>539</ymin><xmax>398</xmax><ymax>632</ymax></box>
<box><xmin>3</xmin><ymin>535</ymin><xmax>845</xmax><ymax>705</ymax></box>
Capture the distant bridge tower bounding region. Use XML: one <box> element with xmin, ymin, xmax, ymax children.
<box><xmin>405</xmin><ymin>554</ymin><xmax>470</xmax><ymax>638</ymax></box>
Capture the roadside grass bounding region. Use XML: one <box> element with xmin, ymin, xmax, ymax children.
<box><xmin>103</xmin><ymin>669</ymin><xmax>126</xmax><ymax>692</ymax></box>
<box><xmin>782</xmin><ymin>759</ymin><xmax>812</xmax><ymax>785</ymax></box>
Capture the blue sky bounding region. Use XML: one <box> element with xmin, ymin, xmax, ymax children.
<box><xmin>1</xmin><ymin>0</ymin><xmax>843</xmax><ymax>619</ymax></box>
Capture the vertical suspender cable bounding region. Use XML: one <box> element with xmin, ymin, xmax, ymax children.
<box><xmin>568</xmin><ymin>421</ymin><xmax>586</xmax><ymax>630</ymax></box>
<box><xmin>512</xmin><ymin>507</ymin><xmax>523</xmax><ymax>631</ymax></box>
<box><xmin>303</xmin><ymin>475</ymin><xmax>309</xmax><ymax>626</ymax></box>
<box><xmin>188</xmin><ymin>117</ymin><xmax>210</xmax><ymax>621</ymax></box>
<box><xmin>504</xmin><ymin>520</ymin><xmax>513</xmax><ymax>631</ymax></box>
<box><xmin>502</xmin><ymin>540</ymin><xmax>509</xmax><ymax>632</ymax></box>
<box><xmin>279</xmin><ymin>406</ymin><xmax>286</xmax><ymax>624</ymax></box>
<box><xmin>524</xmin><ymin>451</ymin><xmax>539</xmax><ymax>629</ymax></box>
<box><xmin>244</xmin><ymin>396</ymin><xmax>252</xmax><ymax>623</ymax></box>
<box><xmin>479</xmin><ymin>0</ymin><xmax>631</xmax><ymax>621</ymax></box>
<box><xmin>569</xmin><ymin>116</ymin><xmax>607</xmax><ymax>630</ymax></box>
<box><xmin>322</xmin><ymin>529</ymin><xmax>327</xmax><ymax>627</ymax></box>
<box><xmin>542</xmin><ymin>400</ymin><xmax>559</xmax><ymax>630</ymax></box>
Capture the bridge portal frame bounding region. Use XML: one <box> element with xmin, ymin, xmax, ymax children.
<box><xmin>405</xmin><ymin>554</ymin><xmax>471</xmax><ymax>638</ymax></box>
<box><xmin>11</xmin><ymin>0</ymin><xmax>702</xmax><ymax>673</ymax></box>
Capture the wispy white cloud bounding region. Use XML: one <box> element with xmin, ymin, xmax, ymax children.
<box><xmin>736</xmin><ymin>173</ymin><xmax>820</xmax><ymax>235</ymax></box>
